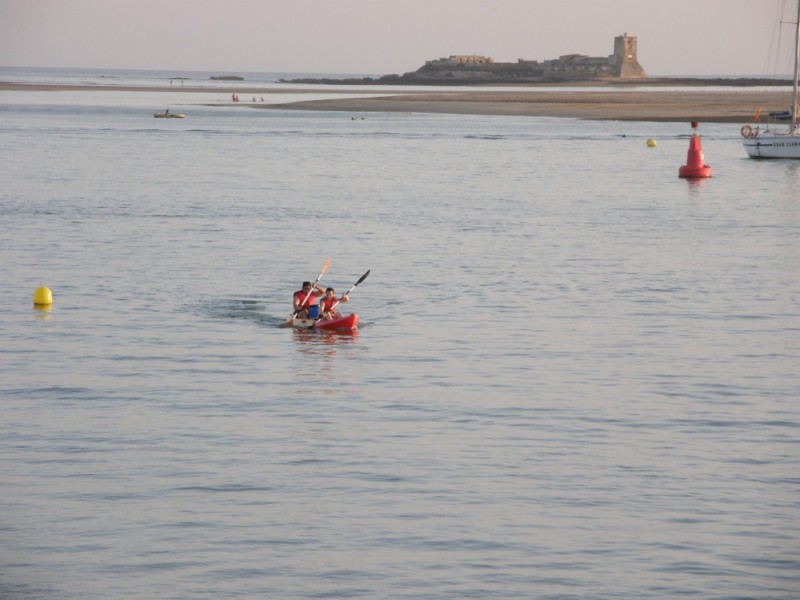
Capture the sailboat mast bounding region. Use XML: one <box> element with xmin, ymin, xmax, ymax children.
<box><xmin>793</xmin><ymin>0</ymin><xmax>800</xmax><ymax>131</ymax></box>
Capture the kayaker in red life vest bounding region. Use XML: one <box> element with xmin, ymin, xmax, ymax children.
<box><xmin>293</xmin><ymin>281</ymin><xmax>324</xmax><ymax>319</ymax></box>
<box><xmin>319</xmin><ymin>287</ymin><xmax>349</xmax><ymax>321</ymax></box>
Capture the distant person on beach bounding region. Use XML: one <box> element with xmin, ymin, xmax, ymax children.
<box><xmin>319</xmin><ymin>287</ymin><xmax>349</xmax><ymax>321</ymax></box>
<box><xmin>293</xmin><ymin>281</ymin><xmax>324</xmax><ymax>319</ymax></box>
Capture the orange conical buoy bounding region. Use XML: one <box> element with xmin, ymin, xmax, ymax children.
<box><xmin>678</xmin><ymin>121</ymin><xmax>712</xmax><ymax>178</ymax></box>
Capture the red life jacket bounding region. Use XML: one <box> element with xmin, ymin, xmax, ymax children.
<box><xmin>294</xmin><ymin>290</ymin><xmax>318</xmax><ymax>307</ymax></box>
<box><xmin>321</xmin><ymin>296</ymin><xmax>338</xmax><ymax>313</ymax></box>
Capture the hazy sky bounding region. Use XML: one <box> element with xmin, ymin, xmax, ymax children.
<box><xmin>1</xmin><ymin>0</ymin><xmax>798</xmax><ymax>77</ymax></box>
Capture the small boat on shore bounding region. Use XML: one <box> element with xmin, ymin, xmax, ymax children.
<box><xmin>154</xmin><ymin>109</ymin><xmax>184</xmax><ymax>118</ymax></box>
<box><xmin>741</xmin><ymin>0</ymin><xmax>800</xmax><ymax>158</ymax></box>
<box><xmin>291</xmin><ymin>313</ymin><xmax>359</xmax><ymax>330</ymax></box>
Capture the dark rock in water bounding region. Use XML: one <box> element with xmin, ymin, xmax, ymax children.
<box><xmin>211</xmin><ymin>75</ymin><xmax>244</xmax><ymax>81</ymax></box>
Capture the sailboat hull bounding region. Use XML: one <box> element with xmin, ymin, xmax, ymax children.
<box><xmin>743</xmin><ymin>134</ymin><xmax>800</xmax><ymax>159</ymax></box>
<box><xmin>742</xmin><ymin>0</ymin><xmax>800</xmax><ymax>159</ymax></box>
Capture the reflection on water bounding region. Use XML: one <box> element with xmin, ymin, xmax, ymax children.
<box><xmin>291</xmin><ymin>328</ymin><xmax>360</xmax><ymax>385</ymax></box>
<box><xmin>33</xmin><ymin>306</ymin><xmax>52</xmax><ymax>320</ymax></box>
<box><xmin>292</xmin><ymin>327</ymin><xmax>360</xmax><ymax>356</ymax></box>
<box><xmin>684</xmin><ymin>177</ymin><xmax>710</xmax><ymax>190</ymax></box>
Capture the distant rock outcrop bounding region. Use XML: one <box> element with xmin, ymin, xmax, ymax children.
<box><xmin>210</xmin><ymin>75</ymin><xmax>244</xmax><ymax>81</ymax></box>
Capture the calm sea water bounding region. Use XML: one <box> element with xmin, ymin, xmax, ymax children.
<box><xmin>1</xmin><ymin>73</ymin><xmax>799</xmax><ymax>599</ymax></box>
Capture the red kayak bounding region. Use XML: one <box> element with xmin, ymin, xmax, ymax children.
<box><xmin>292</xmin><ymin>313</ymin><xmax>359</xmax><ymax>330</ymax></box>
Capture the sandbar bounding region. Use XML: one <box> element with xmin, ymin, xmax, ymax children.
<box><xmin>267</xmin><ymin>91</ymin><xmax>789</xmax><ymax>123</ymax></box>
<box><xmin>0</xmin><ymin>81</ymin><xmax>788</xmax><ymax>122</ymax></box>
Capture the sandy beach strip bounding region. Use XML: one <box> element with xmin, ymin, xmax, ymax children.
<box><xmin>1</xmin><ymin>81</ymin><xmax>787</xmax><ymax>122</ymax></box>
<box><xmin>267</xmin><ymin>90</ymin><xmax>788</xmax><ymax>123</ymax></box>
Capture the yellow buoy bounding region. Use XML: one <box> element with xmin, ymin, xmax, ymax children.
<box><xmin>647</xmin><ymin>139</ymin><xmax>657</xmax><ymax>147</ymax></box>
<box><xmin>33</xmin><ymin>286</ymin><xmax>53</xmax><ymax>307</ymax></box>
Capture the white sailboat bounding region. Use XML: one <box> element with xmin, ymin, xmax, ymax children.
<box><xmin>741</xmin><ymin>0</ymin><xmax>800</xmax><ymax>158</ymax></box>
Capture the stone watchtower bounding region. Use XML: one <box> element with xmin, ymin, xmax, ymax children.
<box><xmin>613</xmin><ymin>34</ymin><xmax>646</xmax><ymax>79</ymax></box>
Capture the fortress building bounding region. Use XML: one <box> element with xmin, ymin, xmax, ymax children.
<box><xmin>281</xmin><ymin>34</ymin><xmax>648</xmax><ymax>86</ymax></box>
<box><xmin>412</xmin><ymin>34</ymin><xmax>646</xmax><ymax>83</ymax></box>
<box><xmin>444</xmin><ymin>55</ymin><xmax>495</xmax><ymax>65</ymax></box>
<box><xmin>613</xmin><ymin>34</ymin><xmax>646</xmax><ymax>79</ymax></box>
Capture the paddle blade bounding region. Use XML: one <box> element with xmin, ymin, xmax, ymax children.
<box><xmin>355</xmin><ymin>270</ymin><xmax>370</xmax><ymax>287</ymax></box>
<box><xmin>321</xmin><ymin>257</ymin><xmax>331</xmax><ymax>275</ymax></box>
